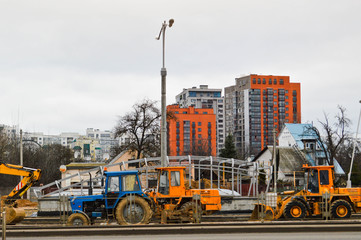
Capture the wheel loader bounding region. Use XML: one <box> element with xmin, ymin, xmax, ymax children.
<box><xmin>0</xmin><ymin>161</ymin><xmax>42</xmax><ymax>224</ymax></box>
<box><xmin>146</xmin><ymin>166</ymin><xmax>221</xmax><ymax>223</ymax></box>
<box><xmin>251</xmin><ymin>164</ymin><xmax>361</xmax><ymax>220</ymax></box>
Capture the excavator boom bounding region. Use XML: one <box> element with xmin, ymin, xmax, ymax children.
<box><xmin>0</xmin><ymin>161</ymin><xmax>41</xmax><ymax>224</ymax></box>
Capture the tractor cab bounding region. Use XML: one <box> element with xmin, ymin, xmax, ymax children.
<box><xmin>104</xmin><ymin>171</ymin><xmax>142</xmax><ymax>209</ymax></box>
<box><xmin>156</xmin><ymin>166</ymin><xmax>186</xmax><ymax>198</ymax></box>
<box><xmin>303</xmin><ymin>164</ymin><xmax>335</xmax><ymax>195</ymax></box>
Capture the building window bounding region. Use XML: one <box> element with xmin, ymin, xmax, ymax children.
<box><xmin>280</xmin><ymin>79</ymin><xmax>284</xmax><ymax>85</ymax></box>
<box><xmin>203</xmin><ymin>112</ymin><xmax>208</xmax><ymax>114</ymax></box>
<box><xmin>198</xmin><ymin>128</ymin><xmax>202</xmax><ymax>132</ymax></box>
<box><xmin>269</xmin><ymin>79</ymin><xmax>272</xmax><ymax>84</ymax></box>
<box><xmin>274</xmin><ymin>79</ymin><xmax>277</xmax><ymax>84</ymax></box>
<box><xmin>253</xmin><ymin>78</ymin><xmax>256</xmax><ymax>84</ymax></box>
<box><xmin>195</xmin><ymin>111</ymin><xmax>199</xmax><ymax>114</ymax></box>
<box><xmin>198</xmin><ymin>122</ymin><xmax>202</xmax><ymax>126</ymax></box>
<box><xmin>258</xmin><ymin>78</ymin><xmax>261</xmax><ymax>84</ymax></box>
<box><xmin>183</xmin><ymin>111</ymin><xmax>187</xmax><ymax>114</ymax></box>
<box><xmin>262</xmin><ymin>78</ymin><xmax>266</xmax><ymax>84</ymax></box>
<box><xmin>175</xmin><ymin>111</ymin><xmax>179</xmax><ymax>114</ymax></box>
<box><xmin>274</xmin><ymin>102</ymin><xmax>277</xmax><ymax>105</ymax></box>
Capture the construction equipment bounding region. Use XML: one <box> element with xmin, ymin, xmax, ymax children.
<box><xmin>67</xmin><ymin>170</ymin><xmax>152</xmax><ymax>226</ymax></box>
<box><xmin>0</xmin><ymin>161</ymin><xmax>41</xmax><ymax>224</ymax></box>
<box><xmin>146</xmin><ymin>166</ymin><xmax>221</xmax><ymax>223</ymax></box>
<box><xmin>251</xmin><ymin>164</ymin><xmax>361</xmax><ymax>220</ymax></box>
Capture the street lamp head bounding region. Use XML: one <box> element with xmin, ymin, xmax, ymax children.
<box><xmin>169</xmin><ymin>19</ymin><xmax>174</xmax><ymax>27</ymax></box>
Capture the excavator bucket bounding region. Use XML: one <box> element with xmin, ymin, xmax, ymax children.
<box><xmin>250</xmin><ymin>204</ymin><xmax>274</xmax><ymax>221</ymax></box>
<box><xmin>5</xmin><ymin>206</ymin><xmax>26</xmax><ymax>225</ymax></box>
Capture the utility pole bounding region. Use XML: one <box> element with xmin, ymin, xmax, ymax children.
<box><xmin>347</xmin><ymin>100</ymin><xmax>361</xmax><ymax>188</ymax></box>
<box><xmin>273</xmin><ymin>127</ymin><xmax>277</xmax><ymax>193</ymax></box>
<box><xmin>20</xmin><ymin>129</ymin><xmax>23</xmax><ymax>178</ymax></box>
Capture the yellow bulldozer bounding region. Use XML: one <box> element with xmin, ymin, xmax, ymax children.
<box><xmin>251</xmin><ymin>164</ymin><xmax>361</xmax><ymax>220</ymax></box>
<box><xmin>0</xmin><ymin>161</ymin><xmax>41</xmax><ymax>224</ymax></box>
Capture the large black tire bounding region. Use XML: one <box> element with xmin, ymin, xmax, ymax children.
<box><xmin>330</xmin><ymin>199</ymin><xmax>352</xmax><ymax>219</ymax></box>
<box><xmin>180</xmin><ymin>201</ymin><xmax>202</xmax><ymax>223</ymax></box>
<box><xmin>67</xmin><ymin>213</ymin><xmax>90</xmax><ymax>226</ymax></box>
<box><xmin>115</xmin><ymin>196</ymin><xmax>152</xmax><ymax>225</ymax></box>
<box><xmin>283</xmin><ymin>200</ymin><xmax>306</xmax><ymax>220</ymax></box>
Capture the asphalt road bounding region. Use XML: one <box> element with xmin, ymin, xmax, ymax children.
<box><xmin>7</xmin><ymin>232</ymin><xmax>361</xmax><ymax>240</ymax></box>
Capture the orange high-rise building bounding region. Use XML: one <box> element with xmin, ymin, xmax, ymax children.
<box><xmin>167</xmin><ymin>105</ymin><xmax>216</xmax><ymax>156</ymax></box>
<box><xmin>225</xmin><ymin>74</ymin><xmax>301</xmax><ymax>156</ymax></box>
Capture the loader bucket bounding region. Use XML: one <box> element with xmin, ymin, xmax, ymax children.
<box><xmin>250</xmin><ymin>204</ymin><xmax>274</xmax><ymax>221</ymax></box>
<box><xmin>5</xmin><ymin>206</ymin><xmax>26</xmax><ymax>224</ymax></box>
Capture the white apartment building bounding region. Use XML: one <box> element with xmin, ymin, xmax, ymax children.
<box><xmin>86</xmin><ymin>128</ymin><xmax>118</xmax><ymax>161</ymax></box>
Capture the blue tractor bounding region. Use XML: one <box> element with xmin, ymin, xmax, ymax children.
<box><xmin>66</xmin><ymin>170</ymin><xmax>153</xmax><ymax>226</ymax></box>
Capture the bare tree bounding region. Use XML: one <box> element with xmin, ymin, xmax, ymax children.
<box><xmin>319</xmin><ymin>106</ymin><xmax>351</xmax><ymax>166</ymax></box>
<box><xmin>0</xmin><ymin>131</ymin><xmax>8</xmax><ymax>159</ymax></box>
<box><xmin>190</xmin><ymin>138</ymin><xmax>212</xmax><ymax>156</ymax></box>
<box><xmin>114</xmin><ymin>99</ymin><xmax>161</xmax><ymax>159</ymax></box>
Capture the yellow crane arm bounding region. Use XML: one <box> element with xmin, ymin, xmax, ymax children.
<box><xmin>0</xmin><ymin>162</ymin><xmax>42</xmax><ymax>201</ymax></box>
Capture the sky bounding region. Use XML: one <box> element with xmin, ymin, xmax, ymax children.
<box><xmin>1</xmin><ymin>0</ymin><xmax>361</xmax><ymax>135</ymax></box>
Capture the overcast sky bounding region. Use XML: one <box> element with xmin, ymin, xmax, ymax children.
<box><xmin>1</xmin><ymin>0</ymin><xmax>361</xmax><ymax>135</ymax></box>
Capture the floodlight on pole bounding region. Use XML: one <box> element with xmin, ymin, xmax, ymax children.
<box><xmin>156</xmin><ymin>19</ymin><xmax>174</xmax><ymax>167</ymax></box>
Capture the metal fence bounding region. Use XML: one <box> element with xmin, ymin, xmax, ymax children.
<box><xmin>34</xmin><ymin>156</ymin><xmax>272</xmax><ymax>199</ymax></box>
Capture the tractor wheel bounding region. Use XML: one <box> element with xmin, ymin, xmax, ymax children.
<box><xmin>67</xmin><ymin>213</ymin><xmax>90</xmax><ymax>226</ymax></box>
<box><xmin>115</xmin><ymin>196</ymin><xmax>152</xmax><ymax>225</ymax></box>
<box><xmin>180</xmin><ymin>201</ymin><xmax>202</xmax><ymax>223</ymax></box>
<box><xmin>331</xmin><ymin>199</ymin><xmax>352</xmax><ymax>219</ymax></box>
<box><xmin>283</xmin><ymin>200</ymin><xmax>306</xmax><ymax>220</ymax></box>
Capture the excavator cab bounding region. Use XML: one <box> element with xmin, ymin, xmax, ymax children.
<box><xmin>156</xmin><ymin>167</ymin><xmax>185</xmax><ymax>197</ymax></box>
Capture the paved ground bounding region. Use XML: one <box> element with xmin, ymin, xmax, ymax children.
<box><xmin>7</xmin><ymin>232</ymin><xmax>361</xmax><ymax>240</ymax></box>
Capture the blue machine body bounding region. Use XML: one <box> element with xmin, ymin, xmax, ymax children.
<box><xmin>68</xmin><ymin>170</ymin><xmax>150</xmax><ymax>218</ymax></box>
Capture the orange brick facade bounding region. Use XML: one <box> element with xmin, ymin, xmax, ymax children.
<box><xmin>250</xmin><ymin>75</ymin><xmax>301</xmax><ymax>152</ymax></box>
<box><xmin>167</xmin><ymin>105</ymin><xmax>217</xmax><ymax>156</ymax></box>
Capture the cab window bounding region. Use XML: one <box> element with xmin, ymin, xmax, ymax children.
<box><xmin>171</xmin><ymin>171</ymin><xmax>181</xmax><ymax>186</ymax></box>
<box><xmin>308</xmin><ymin>169</ymin><xmax>319</xmax><ymax>193</ymax></box>
<box><xmin>122</xmin><ymin>174</ymin><xmax>140</xmax><ymax>192</ymax></box>
<box><xmin>159</xmin><ymin>171</ymin><xmax>169</xmax><ymax>195</ymax></box>
<box><xmin>108</xmin><ymin>176</ymin><xmax>120</xmax><ymax>192</ymax></box>
<box><xmin>319</xmin><ymin>170</ymin><xmax>329</xmax><ymax>185</ymax></box>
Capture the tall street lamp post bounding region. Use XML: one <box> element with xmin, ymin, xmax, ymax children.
<box><xmin>156</xmin><ymin>19</ymin><xmax>174</xmax><ymax>167</ymax></box>
<box><xmin>347</xmin><ymin>100</ymin><xmax>361</xmax><ymax>188</ymax></box>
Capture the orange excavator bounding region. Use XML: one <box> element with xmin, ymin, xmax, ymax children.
<box><xmin>0</xmin><ymin>161</ymin><xmax>41</xmax><ymax>224</ymax></box>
